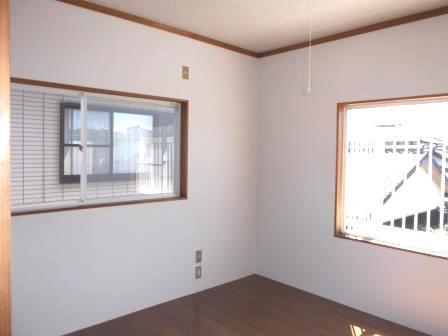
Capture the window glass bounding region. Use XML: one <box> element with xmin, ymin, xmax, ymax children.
<box><xmin>113</xmin><ymin>112</ymin><xmax>153</xmax><ymax>174</ymax></box>
<box><xmin>64</xmin><ymin>146</ymin><xmax>81</xmax><ymax>175</ymax></box>
<box><xmin>87</xmin><ymin>110</ymin><xmax>110</xmax><ymax>145</ymax></box>
<box><xmin>87</xmin><ymin>147</ymin><xmax>110</xmax><ymax>174</ymax></box>
<box><xmin>9</xmin><ymin>82</ymin><xmax>185</xmax><ymax>214</ymax></box>
<box><xmin>10</xmin><ymin>86</ymin><xmax>82</xmax><ymax>210</ymax></box>
<box><xmin>338</xmin><ymin>98</ymin><xmax>448</xmax><ymax>257</ymax></box>
<box><xmin>85</xmin><ymin>95</ymin><xmax>180</xmax><ymax>201</ymax></box>
<box><xmin>64</xmin><ymin>108</ymin><xmax>80</xmax><ymax>144</ymax></box>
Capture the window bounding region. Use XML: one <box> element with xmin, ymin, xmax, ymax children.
<box><xmin>335</xmin><ymin>94</ymin><xmax>448</xmax><ymax>258</ymax></box>
<box><xmin>10</xmin><ymin>79</ymin><xmax>188</xmax><ymax>214</ymax></box>
<box><xmin>61</xmin><ymin>103</ymin><xmax>167</xmax><ymax>183</ymax></box>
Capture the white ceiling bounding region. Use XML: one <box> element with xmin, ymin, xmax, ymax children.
<box><xmin>87</xmin><ymin>0</ymin><xmax>447</xmax><ymax>53</ymax></box>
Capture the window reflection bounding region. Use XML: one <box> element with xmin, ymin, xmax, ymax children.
<box><xmin>113</xmin><ymin>112</ymin><xmax>153</xmax><ymax>174</ymax></box>
<box><xmin>62</xmin><ymin>100</ymin><xmax>180</xmax><ymax>196</ymax></box>
<box><xmin>350</xmin><ymin>324</ymin><xmax>382</xmax><ymax>336</ymax></box>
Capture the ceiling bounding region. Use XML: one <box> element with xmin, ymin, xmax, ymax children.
<box><xmin>86</xmin><ymin>0</ymin><xmax>447</xmax><ymax>53</ymax></box>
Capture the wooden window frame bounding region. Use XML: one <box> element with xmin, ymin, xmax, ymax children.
<box><xmin>11</xmin><ymin>77</ymin><xmax>188</xmax><ymax>216</ymax></box>
<box><xmin>0</xmin><ymin>0</ymin><xmax>11</xmax><ymax>334</ymax></box>
<box><xmin>335</xmin><ymin>93</ymin><xmax>448</xmax><ymax>260</ymax></box>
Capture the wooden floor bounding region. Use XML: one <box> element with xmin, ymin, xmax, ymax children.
<box><xmin>67</xmin><ymin>275</ymin><xmax>426</xmax><ymax>336</ymax></box>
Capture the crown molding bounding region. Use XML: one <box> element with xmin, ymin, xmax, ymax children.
<box><xmin>258</xmin><ymin>5</ymin><xmax>448</xmax><ymax>58</ymax></box>
<box><xmin>57</xmin><ymin>1</ymin><xmax>448</xmax><ymax>59</ymax></box>
<box><xmin>57</xmin><ymin>0</ymin><xmax>258</xmax><ymax>57</ymax></box>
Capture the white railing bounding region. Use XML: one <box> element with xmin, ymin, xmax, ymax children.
<box><xmin>344</xmin><ymin>137</ymin><xmax>448</xmax><ymax>236</ymax></box>
<box><xmin>136</xmin><ymin>140</ymin><xmax>175</xmax><ymax>195</ymax></box>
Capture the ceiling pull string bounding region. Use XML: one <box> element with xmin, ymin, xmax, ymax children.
<box><xmin>303</xmin><ymin>0</ymin><xmax>313</xmax><ymax>96</ymax></box>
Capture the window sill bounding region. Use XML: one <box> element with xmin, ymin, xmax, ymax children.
<box><xmin>335</xmin><ymin>232</ymin><xmax>448</xmax><ymax>261</ymax></box>
<box><xmin>12</xmin><ymin>195</ymin><xmax>187</xmax><ymax>216</ymax></box>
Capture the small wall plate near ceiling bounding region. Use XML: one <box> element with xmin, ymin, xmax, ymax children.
<box><xmin>182</xmin><ymin>65</ymin><xmax>189</xmax><ymax>80</ymax></box>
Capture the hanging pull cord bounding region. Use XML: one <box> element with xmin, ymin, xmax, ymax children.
<box><xmin>303</xmin><ymin>0</ymin><xmax>312</xmax><ymax>96</ymax></box>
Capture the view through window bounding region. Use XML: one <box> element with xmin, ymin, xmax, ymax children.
<box><xmin>10</xmin><ymin>82</ymin><xmax>187</xmax><ymax>214</ymax></box>
<box><xmin>337</xmin><ymin>96</ymin><xmax>448</xmax><ymax>257</ymax></box>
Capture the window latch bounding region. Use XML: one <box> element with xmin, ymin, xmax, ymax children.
<box><xmin>77</xmin><ymin>144</ymin><xmax>85</xmax><ymax>152</ymax></box>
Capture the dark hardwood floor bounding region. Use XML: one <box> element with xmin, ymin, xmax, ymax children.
<box><xmin>67</xmin><ymin>275</ymin><xmax>426</xmax><ymax>336</ymax></box>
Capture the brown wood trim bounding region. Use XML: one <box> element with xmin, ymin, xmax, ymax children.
<box><xmin>335</xmin><ymin>233</ymin><xmax>448</xmax><ymax>261</ymax></box>
<box><xmin>56</xmin><ymin>0</ymin><xmax>258</xmax><ymax>58</ymax></box>
<box><xmin>11</xmin><ymin>77</ymin><xmax>188</xmax><ymax>104</ymax></box>
<box><xmin>334</xmin><ymin>93</ymin><xmax>448</xmax><ymax>261</ymax></box>
<box><xmin>179</xmin><ymin>102</ymin><xmax>188</xmax><ymax>198</ymax></box>
<box><xmin>12</xmin><ymin>196</ymin><xmax>187</xmax><ymax>216</ymax></box>
<box><xmin>334</xmin><ymin>103</ymin><xmax>345</xmax><ymax>237</ymax></box>
<box><xmin>10</xmin><ymin>77</ymin><xmax>189</xmax><ymax>216</ymax></box>
<box><xmin>0</xmin><ymin>0</ymin><xmax>11</xmax><ymax>334</ymax></box>
<box><xmin>258</xmin><ymin>6</ymin><xmax>448</xmax><ymax>58</ymax></box>
<box><xmin>54</xmin><ymin>1</ymin><xmax>448</xmax><ymax>59</ymax></box>
<box><xmin>339</xmin><ymin>92</ymin><xmax>448</xmax><ymax>108</ymax></box>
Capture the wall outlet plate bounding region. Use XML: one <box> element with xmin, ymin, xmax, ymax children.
<box><xmin>195</xmin><ymin>250</ymin><xmax>202</xmax><ymax>263</ymax></box>
<box><xmin>195</xmin><ymin>266</ymin><xmax>202</xmax><ymax>279</ymax></box>
<box><xmin>182</xmin><ymin>65</ymin><xmax>189</xmax><ymax>80</ymax></box>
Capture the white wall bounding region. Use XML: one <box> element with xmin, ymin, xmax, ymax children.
<box><xmin>10</xmin><ymin>1</ymin><xmax>258</xmax><ymax>335</ymax></box>
<box><xmin>11</xmin><ymin>1</ymin><xmax>448</xmax><ymax>335</ymax></box>
<box><xmin>257</xmin><ymin>14</ymin><xmax>448</xmax><ymax>336</ymax></box>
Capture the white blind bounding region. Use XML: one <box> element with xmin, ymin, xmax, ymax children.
<box><xmin>11</xmin><ymin>87</ymin><xmax>81</xmax><ymax>209</ymax></box>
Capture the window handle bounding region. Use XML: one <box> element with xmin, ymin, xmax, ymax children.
<box><xmin>76</xmin><ymin>144</ymin><xmax>85</xmax><ymax>152</ymax></box>
<box><xmin>145</xmin><ymin>161</ymin><xmax>167</xmax><ymax>167</ymax></box>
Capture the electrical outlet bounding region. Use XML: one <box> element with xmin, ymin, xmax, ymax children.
<box><xmin>195</xmin><ymin>250</ymin><xmax>202</xmax><ymax>263</ymax></box>
<box><xmin>195</xmin><ymin>266</ymin><xmax>202</xmax><ymax>279</ymax></box>
<box><xmin>182</xmin><ymin>65</ymin><xmax>189</xmax><ymax>80</ymax></box>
